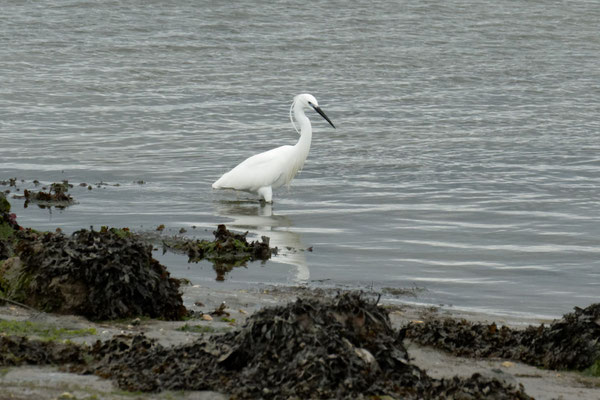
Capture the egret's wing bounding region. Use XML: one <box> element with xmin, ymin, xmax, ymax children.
<box><xmin>213</xmin><ymin>145</ymin><xmax>293</xmax><ymax>191</ymax></box>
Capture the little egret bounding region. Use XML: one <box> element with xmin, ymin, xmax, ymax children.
<box><xmin>212</xmin><ymin>93</ymin><xmax>335</xmax><ymax>203</ymax></box>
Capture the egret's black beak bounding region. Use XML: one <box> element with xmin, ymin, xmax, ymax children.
<box><xmin>312</xmin><ymin>105</ymin><xmax>336</xmax><ymax>129</ymax></box>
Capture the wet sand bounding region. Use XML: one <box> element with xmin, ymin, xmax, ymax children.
<box><xmin>1</xmin><ymin>284</ymin><xmax>598</xmax><ymax>400</ymax></box>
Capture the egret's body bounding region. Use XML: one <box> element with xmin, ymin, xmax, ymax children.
<box><xmin>212</xmin><ymin>94</ymin><xmax>335</xmax><ymax>202</ymax></box>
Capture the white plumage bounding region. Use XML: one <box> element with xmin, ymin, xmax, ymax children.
<box><xmin>212</xmin><ymin>93</ymin><xmax>335</xmax><ymax>203</ymax></box>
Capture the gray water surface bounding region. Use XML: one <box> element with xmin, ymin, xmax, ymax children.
<box><xmin>1</xmin><ymin>0</ymin><xmax>599</xmax><ymax>318</ymax></box>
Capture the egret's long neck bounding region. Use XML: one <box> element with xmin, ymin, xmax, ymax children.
<box><xmin>283</xmin><ymin>103</ymin><xmax>313</xmax><ymax>185</ymax></box>
<box><xmin>293</xmin><ymin>107</ymin><xmax>312</xmax><ymax>156</ymax></box>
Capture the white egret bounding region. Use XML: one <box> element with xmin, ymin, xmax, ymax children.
<box><xmin>212</xmin><ymin>93</ymin><xmax>335</xmax><ymax>203</ymax></box>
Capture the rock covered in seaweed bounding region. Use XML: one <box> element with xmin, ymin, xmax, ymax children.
<box><xmin>15</xmin><ymin>180</ymin><xmax>75</xmax><ymax>209</ymax></box>
<box><xmin>163</xmin><ymin>224</ymin><xmax>276</xmax><ymax>280</ymax></box>
<box><xmin>2</xmin><ymin>227</ymin><xmax>186</xmax><ymax>321</ymax></box>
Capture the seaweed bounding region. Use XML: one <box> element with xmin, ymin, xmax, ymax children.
<box><xmin>0</xmin><ymin>178</ymin><xmax>18</xmax><ymax>188</ymax></box>
<box><xmin>405</xmin><ymin>303</ymin><xmax>600</xmax><ymax>371</ymax></box>
<box><xmin>7</xmin><ymin>180</ymin><xmax>75</xmax><ymax>209</ymax></box>
<box><xmin>426</xmin><ymin>373</ymin><xmax>532</xmax><ymax>400</ymax></box>
<box><xmin>0</xmin><ymin>192</ymin><xmax>11</xmax><ymax>214</ymax></box>
<box><xmin>3</xmin><ymin>228</ymin><xmax>186</xmax><ymax>321</ymax></box>
<box><xmin>0</xmin><ymin>293</ymin><xmax>533</xmax><ymax>399</ymax></box>
<box><xmin>79</xmin><ymin>293</ymin><xmax>531</xmax><ymax>399</ymax></box>
<box><xmin>0</xmin><ymin>193</ymin><xmax>20</xmax><ymax>261</ymax></box>
<box><xmin>162</xmin><ymin>224</ymin><xmax>276</xmax><ymax>281</ymax></box>
<box><xmin>19</xmin><ymin>181</ymin><xmax>74</xmax><ymax>209</ymax></box>
<box><xmin>0</xmin><ymin>335</ymin><xmax>85</xmax><ymax>366</ymax></box>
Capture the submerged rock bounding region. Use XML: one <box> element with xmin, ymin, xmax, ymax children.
<box><xmin>1</xmin><ymin>228</ymin><xmax>186</xmax><ymax>321</ymax></box>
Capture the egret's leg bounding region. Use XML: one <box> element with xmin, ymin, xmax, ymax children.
<box><xmin>258</xmin><ymin>186</ymin><xmax>273</xmax><ymax>203</ymax></box>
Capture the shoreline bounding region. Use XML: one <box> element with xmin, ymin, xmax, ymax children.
<box><xmin>1</xmin><ymin>192</ymin><xmax>598</xmax><ymax>399</ymax></box>
<box><xmin>1</xmin><ymin>284</ymin><xmax>599</xmax><ymax>400</ymax></box>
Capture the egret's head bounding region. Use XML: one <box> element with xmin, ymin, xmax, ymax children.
<box><xmin>294</xmin><ymin>93</ymin><xmax>319</xmax><ymax>109</ymax></box>
<box><xmin>292</xmin><ymin>93</ymin><xmax>335</xmax><ymax>129</ymax></box>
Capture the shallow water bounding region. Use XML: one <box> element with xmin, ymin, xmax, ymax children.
<box><xmin>1</xmin><ymin>0</ymin><xmax>599</xmax><ymax>318</ymax></box>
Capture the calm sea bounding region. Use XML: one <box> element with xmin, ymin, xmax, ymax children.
<box><xmin>1</xmin><ymin>0</ymin><xmax>599</xmax><ymax>318</ymax></box>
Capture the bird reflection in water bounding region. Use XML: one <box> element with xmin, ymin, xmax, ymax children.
<box><xmin>212</xmin><ymin>200</ymin><xmax>309</xmax><ymax>283</ymax></box>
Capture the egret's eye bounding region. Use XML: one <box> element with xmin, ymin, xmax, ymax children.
<box><xmin>308</xmin><ymin>101</ymin><xmax>313</xmax><ymax>106</ymax></box>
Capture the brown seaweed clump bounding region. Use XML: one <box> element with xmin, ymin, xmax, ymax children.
<box><xmin>81</xmin><ymin>293</ymin><xmax>531</xmax><ymax>399</ymax></box>
<box><xmin>405</xmin><ymin>303</ymin><xmax>600</xmax><ymax>372</ymax></box>
<box><xmin>163</xmin><ymin>224</ymin><xmax>276</xmax><ymax>280</ymax></box>
<box><xmin>2</xmin><ymin>228</ymin><xmax>186</xmax><ymax>321</ymax></box>
<box><xmin>0</xmin><ymin>192</ymin><xmax>20</xmax><ymax>260</ymax></box>
<box><xmin>0</xmin><ymin>192</ymin><xmax>11</xmax><ymax>214</ymax></box>
<box><xmin>20</xmin><ymin>181</ymin><xmax>74</xmax><ymax>209</ymax></box>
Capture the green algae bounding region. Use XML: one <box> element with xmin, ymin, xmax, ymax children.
<box><xmin>0</xmin><ymin>193</ymin><xmax>15</xmax><ymax>241</ymax></box>
<box><xmin>0</xmin><ymin>222</ymin><xmax>14</xmax><ymax>240</ymax></box>
<box><xmin>0</xmin><ymin>320</ymin><xmax>96</xmax><ymax>341</ymax></box>
<box><xmin>3</xmin><ymin>265</ymin><xmax>33</xmax><ymax>305</ymax></box>
<box><xmin>583</xmin><ymin>359</ymin><xmax>600</xmax><ymax>377</ymax></box>
<box><xmin>0</xmin><ymin>194</ymin><xmax>10</xmax><ymax>213</ymax></box>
